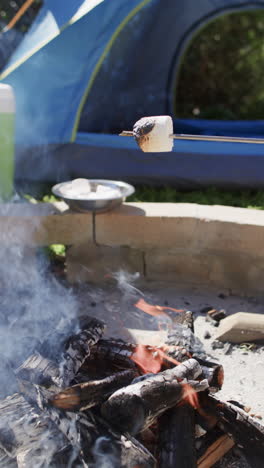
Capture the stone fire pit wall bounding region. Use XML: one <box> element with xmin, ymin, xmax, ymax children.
<box><xmin>1</xmin><ymin>202</ymin><xmax>264</xmax><ymax>296</ymax></box>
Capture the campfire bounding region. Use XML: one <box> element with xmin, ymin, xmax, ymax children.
<box><xmin>0</xmin><ymin>301</ymin><xmax>263</xmax><ymax>468</ymax></box>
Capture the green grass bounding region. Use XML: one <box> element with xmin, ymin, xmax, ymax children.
<box><xmin>21</xmin><ymin>184</ymin><xmax>264</xmax><ymax>210</ymax></box>
<box><xmin>127</xmin><ymin>186</ymin><xmax>264</xmax><ymax>210</ymax></box>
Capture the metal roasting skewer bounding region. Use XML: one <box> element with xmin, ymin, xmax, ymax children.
<box><xmin>119</xmin><ymin>130</ymin><xmax>264</xmax><ymax>145</ymax></box>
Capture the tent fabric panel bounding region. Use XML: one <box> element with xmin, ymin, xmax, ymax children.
<box><xmin>14</xmin><ymin>134</ymin><xmax>264</xmax><ymax>189</ymax></box>
<box><xmin>174</xmin><ymin>119</ymin><xmax>264</xmax><ymax>138</ymax></box>
<box><xmin>4</xmin><ymin>0</ymin><xmax>264</xmax><ymax>146</ymax></box>
<box><xmin>2</xmin><ymin>0</ymin><xmax>147</xmax><ymax>146</ymax></box>
<box><xmin>78</xmin><ymin>0</ymin><xmax>264</xmax><ymax>135</ymax></box>
<box><xmin>2</xmin><ymin>0</ymin><xmax>82</xmax><ymax>74</ymax></box>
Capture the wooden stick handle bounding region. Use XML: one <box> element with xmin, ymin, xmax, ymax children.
<box><xmin>3</xmin><ymin>0</ymin><xmax>36</xmax><ymax>32</ymax></box>
<box><xmin>119</xmin><ymin>131</ymin><xmax>134</xmax><ymax>137</ymax></box>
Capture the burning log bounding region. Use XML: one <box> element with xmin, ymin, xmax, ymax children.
<box><xmin>0</xmin><ymin>449</ymin><xmax>16</xmax><ymax>468</ymax></box>
<box><xmin>166</xmin><ymin>325</ymin><xmax>207</xmax><ymax>360</ymax></box>
<box><xmin>14</xmin><ymin>324</ymin><xmax>155</xmax><ymax>466</ymax></box>
<box><xmin>199</xmin><ymin>393</ymin><xmax>264</xmax><ymax>467</ymax></box>
<box><xmin>156</xmin><ymin>310</ymin><xmax>197</xmax><ymax>468</ymax></box>
<box><xmin>197</xmin><ymin>432</ymin><xmax>235</xmax><ymax>468</ymax></box>
<box><xmin>58</xmin><ymin>316</ymin><xmax>106</xmax><ymax>387</ymax></box>
<box><xmin>89</xmin><ymin>414</ymin><xmax>157</xmax><ymax>468</ymax></box>
<box><xmin>120</xmin><ymin>433</ymin><xmax>156</xmax><ymax>468</ymax></box>
<box><xmin>101</xmin><ymin>359</ymin><xmax>208</xmax><ymax>434</ymax></box>
<box><xmin>86</xmin><ymin>338</ymin><xmax>139</xmax><ymax>374</ymax></box>
<box><xmin>50</xmin><ymin>369</ymin><xmax>137</xmax><ymax>411</ymax></box>
<box><xmin>155</xmin><ymin>311</ymin><xmax>198</xmax><ymax>468</ymax></box>
<box><xmin>0</xmin><ymin>393</ymin><xmax>83</xmax><ymax>467</ymax></box>
<box><xmin>165</xmin><ymin>327</ymin><xmax>224</xmax><ymax>392</ymax></box>
<box><xmin>16</xmin><ymin>316</ymin><xmax>106</xmax><ymax>390</ymax></box>
<box><xmin>158</xmin><ymin>405</ymin><xmax>196</xmax><ymax>468</ymax></box>
<box><xmin>15</xmin><ymin>352</ymin><xmax>61</xmax><ymax>387</ymax></box>
<box><xmin>195</xmin><ymin>358</ymin><xmax>224</xmax><ymax>393</ymax></box>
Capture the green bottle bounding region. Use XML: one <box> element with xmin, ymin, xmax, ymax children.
<box><xmin>0</xmin><ymin>84</ymin><xmax>15</xmax><ymax>201</ymax></box>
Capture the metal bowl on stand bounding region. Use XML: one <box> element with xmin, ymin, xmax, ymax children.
<box><xmin>52</xmin><ymin>179</ymin><xmax>135</xmax><ymax>213</ymax></box>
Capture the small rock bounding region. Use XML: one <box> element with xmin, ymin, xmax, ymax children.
<box><xmin>211</xmin><ymin>340</ymin><xmax>225</xmax><ymax>349</ymax></box>
<box><xmin>207</xmin><ymin>308</ymin><xmax>227</xmax><ymax>323</ymax></box>
<box><xmin>218</xmin><ymin>293</ymin><xmax>227</xmax><ymax>299</ymax></box>
<box><xmin>223</xmin><ymin>343</ymin><xmax>233</xmax><ymax>354</ymax></box>
<box><xmin>200</xmin><ymin>306</ymin><xmax>213</xmax><ymax>314</ymax></box>
<box><xmin>204</xmin><ymin>330</ymin><xmax>211</xmax><ymax>339</ymax></box>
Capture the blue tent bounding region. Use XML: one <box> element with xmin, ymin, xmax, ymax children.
<box><xmin>2</xmin><ymin>0</ymin><xmax>264</xmax><ymax>188</ymax></box>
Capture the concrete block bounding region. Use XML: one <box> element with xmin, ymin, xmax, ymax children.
<box><xmin>96</xmin><ymin>203</ymin><xmax>199</xmax><ymax>249</ymax></box>
<box><xmin>66</xmin><ymin>242</ymin><xmax>144</xmax><ymax>284</ymax></box>
<box><xmin>214</xmin><ymin>312</ymin><xmax>264</xmax><ymax>343</ymax></box>
<box><xmin>193</xmin><ymin>219</ymin><xmax>264</xmax><ymax>256</ymax></box>
<box><xmin>144</xmin><ymin>248</ymin><xmax>264</xmax><ymax>295</ymax></box>
<box><xmin>0</xmin><ymin>202</ymin><xmax>93</xmax><ymax>246</ymax></box>
<box><xmin>96</xmin><ymin>203</ymin><xmax>264</xmax><ymax>256</ymax></box>
<box><xmin>144</xmin><ymin>249</ymin><xmax>211</xmax><ymax>285</ymax></box>
<box><xmin>208</xmin><ymin>251</ymin><xmax>264</xmax><ymax>294</ymax></box>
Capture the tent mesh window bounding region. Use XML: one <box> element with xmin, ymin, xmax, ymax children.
<box><xmin>175</xmin><ymin>9</ymin><xmax>264</xmax><ymax>121</ymax></box>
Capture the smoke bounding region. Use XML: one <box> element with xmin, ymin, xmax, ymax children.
<box><xmin>92</xmin><ymin>437</ymin><xmax>120</xmax><ymax>468</ymax></box>
<box><xmin>0</xmin><ymin>217</ymin><xmax>79</xmax><ymax>397</ymax></box>
<box><xmin>110</xmin><ymin>270</ymin><xmax>144</xmax><ymax>299</ymax></box>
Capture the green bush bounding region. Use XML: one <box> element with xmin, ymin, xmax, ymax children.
<box><xmin>128</xmin><ymin>186</ymin><xmax>264</xmax><ymax>210</ymax></box>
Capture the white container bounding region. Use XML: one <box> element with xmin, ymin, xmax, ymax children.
<box><xmin>0</xmin><ymin>83</ymin><xmax>15</xmax><ymax>200</ymax></box>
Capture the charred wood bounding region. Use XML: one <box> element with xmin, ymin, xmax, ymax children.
<box><xmin>88</xmin><ymin>413</ymin><xmax>156</xmax><ymax>468</ymax></box>
<box><xmin>196</xmin><ymin>359</ymin><xmax>224</xmax><ymax>392</ymax></box>
<box><xmin>0</xmin><ymin>393</ymin><xmax>82</xmax><ymax>466</ymax></box>
<box><xmin>59</xmin><ymin>316</ymin><xmax>105</xmax><ymax>387</ymax></box>
<box><xmin>101</xmin><ymin>359</ymin><xmax>208</xmax><ymax>434</ymax></box>
<box><xmin>50</xmin><ymin>369</ymin><xmax>137</xmax><ymax>411</ymax></box>
<box><xmin>199</xmin><ymin>393</ymin><xmax>264</xmax><ymax>467</ymax></box>
<box><xmin>119</xmin><ymin>433</ymin><xmax>156</xmax><ymax>468</ymax></box>
<box><xmin>158</xmin><ymin>404</ymin><xmax>196</xmax><ymax>468</ymax></box>
<box><xmin>0</xmin><ymin>449</ymin><xmax>16</xmax><ymax>467</ymax></box>
<box><xmin>16</xmin><ymin>439</ymin><xmax>83</xmax><ymax>468</ymax></box>
<box><xmin>156</xmin><ymin>313</ymin><xmax>197</xmax><ymax>468</ymax></box>
<box><xmin>166</xmin><ymin>324</ymin><xmax>206</xmax><ymax>359</ymax></box>
<box><xmin>15</xmin><ymin>317</ymin><xmax>106</xmax><ymax>391</ymax></box>
<box><xmin>165</xmin><ymin>322</ymin><xmax>224</xmax><ymax>392</ymax></box>
<box><xmin>39</xmin><ymin>316</ymin><xmax>105</xmax><ymax>362</ymax></box>
<box><xmin>196</xmin><ymin>428</ymin><xmax>235</xmax><ymax>468</ymax></box>
<box><xmin>179</xmin><ymin>310</ymin><xmax>195</xmax><ymax>331</ymax></box>
<box><xmin>15</xmin><ymin>353</ymin><xmax>61</xmax><ymax>387</ymax></box>
<box><xmin>77</xmin><ymin>339</ymin><xmax>138</xmax><ymax>384</ymax></box>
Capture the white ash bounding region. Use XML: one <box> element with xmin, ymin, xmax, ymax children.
<box><xmin>58</xmin><ymin>179</ymin><xmax>121</xmax><ymax>200</ymax></box>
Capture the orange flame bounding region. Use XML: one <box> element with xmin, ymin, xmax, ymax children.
<box><xmin>180</xmin><ymin>383</ymin><xmax>200</xmax><ymax>410</ymax></box>
<box><xmin>135</xmin><ymin>298</ymin><xmax>185</xmax><ymax>320</ymax></box>
<box><xmin>131</xmin><ymin>344</ymin><xmax>163</xmax><ymax>373</ymax></box>
<box><xmin>131</xmin><ymin>344</ymin><xmax>181</xmax><ymax>374</ymax></box>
